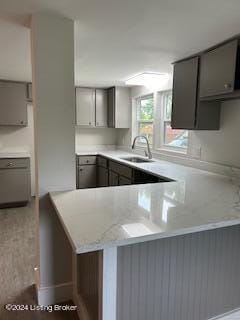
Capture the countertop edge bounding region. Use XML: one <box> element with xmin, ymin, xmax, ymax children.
<box><xmin>49</xmin><ymin>193</ymin><xmax>77</xmax><ymax>252</ymax></box>
<box><xmin>75</xmin><ymin>219</ymin><xmax>240</xmax><ymax>254</ymax></box>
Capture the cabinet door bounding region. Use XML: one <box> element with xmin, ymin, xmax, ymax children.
<box><xmin>109</xmin><ymin>160</ymin><xmax>132</xmax><ymax>179</ymax></box>
<box><xmin>119</xmin><ymin>175</ymin><xmax>132</xmax><ymax>186</ymax></box>
<box><xmin>0</xmin><ymin>168</ymin><xmax>30</xmax><ymax>204</ymax></box>
<box><xmin>27</xmin><ymin>83</ymin><xmax>32</xmax><ymax>102</ymax></box>
<box><xmin>171</xmin><ymin>57</ymin><xmax>199</xmax><ymax>129</ymax></box>
<box><xmin>107</xmin><ymin>87</ymin><xmax>115</xmax><ymax>128</ymax></box>
<box><xmin>78</xmin><ymin>165</ymin><xmax>97</xmax><ymax>189</ymax></box>
<box><xmin>76</xmin><ymin>88</ymin><xmax>95</xmax><ymax>126</ymax></box>
<box><xmin>0</xmin><ymin>82</ymin><xmax>27</xmax><ymax>126</ymax></box>
<box><xmin>97</xmin><ymin>166</ymin><xmax>109</xmax><ymax>187</ymax></box>
<box><xmin>96</xmin><ymin>89</ymin><xmax>108</xmax><ymax>127</ymax></box>
<box><xmin>108</xmin><ymin>170</ymin><xmax>119</xmax><ymax>186</ymax></box>
<box><xmin>199</xmin><ymin>40</ymin><xmax>238</xmax><ymax>98</ymax></box>
<box><xmin>115</xmin><ymin>87</ymin><xmax>131</xmax><ymax>128</ymax></box>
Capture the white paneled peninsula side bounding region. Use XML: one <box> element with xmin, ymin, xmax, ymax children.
<box><xmin>50</xmin><ymin>151</ymin><xmax>240</xmax><ymax>320</ymax></box>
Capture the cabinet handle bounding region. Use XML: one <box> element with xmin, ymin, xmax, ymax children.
<box><xmin>80</xmin><ymin>168</ymin><xmax>83</xmax><ymax>172</ymax></box>
<box><xmin>224</xmin><ymin>83</ymin><xmax>232</xmax><ymax>90</ymax></box>
<box><xmin>89</xmin><ymin>122</ymin><xmax>91</xmax><ymax>125</ymax></box>
<box><xmin>6</xmin><ymin>162</ymin><xmax>13</xmax><ymax>167</ymax></box>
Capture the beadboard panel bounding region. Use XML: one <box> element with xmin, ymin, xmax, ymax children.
<box><xmin>117</xmin><ymin>225</ymin><xmax>240</xmax><ymax>320</ymax></box>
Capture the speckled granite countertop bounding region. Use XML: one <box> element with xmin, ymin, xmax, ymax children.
<box><xmin>50</xmin><ymin>150</ymin><xmax>240</xmax><ymax>253</ymax></box>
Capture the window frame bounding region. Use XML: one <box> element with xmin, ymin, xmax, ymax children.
<box><xmin>133</xmin><ymin>90</ymin><xmax>189</xmax><ymax>155</ymax></box>
<box><xmin>135</xmin><ymin>94</ymin><xmax>154</xmax><ymax>146</ymax></box>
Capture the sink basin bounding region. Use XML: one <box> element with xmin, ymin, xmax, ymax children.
<box><xmin>120</xmin><ymin>157</ymin><xmax>154</xmax><ymax>163</ymax></box>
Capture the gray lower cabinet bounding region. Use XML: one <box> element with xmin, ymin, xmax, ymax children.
<box><xmin>108</xmin><ymin>160</ymin><xmax>132</xmax><ymax>179</ymax></box>
<box><xmin>199</xmin><ymin>40</ymin><xmax>238</xmax><ymax>98</ymax></box>
<box><xmin>97</xmin><ymin>166</ymin><xmax>109</xmax><ymax>187</ymax></box>
<box><xmin>78</xmin><ymin>165</ymin><xmax>97</xmax><ymax>189</ymax></box>
<box><xmin>119</xmin><ymin>175</ymin><xmax>132</xmax><ymax>186</ymax></box>
<box><xmin>0</xmin><ymin>158</ymin><xmax>31</xmax><ymax>207</ymax></box>
<box><xmin>109</xmin><ymin>170</ymin><xmax>119</xmax><ymax>186</ymax></box>
<box><xmin>0</xmin><ymin>81</ymin><xmax>28</xmax><ymax>126</ymax></box>
<box><xmin>77</xmin><ymin>156</ymin><xmax>168</xmax><ymax>189</ymax></box>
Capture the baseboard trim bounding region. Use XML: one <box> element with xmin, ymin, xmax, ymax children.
<box><xmin>37</xmin><ymin>281</ymin><xmax>73</xmax><ymax>306</ymax></box>
<box><xmin>209</xmin><ymin>308</ymin><xmax>240</xmax><ymax>319</ymax></box>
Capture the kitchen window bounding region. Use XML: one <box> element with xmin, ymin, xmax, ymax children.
<box><xmin>134</xmin><ymin>90</ymin><xmax>188</xmax><ymax>153</ymax></box>
<box><xmin>136</xmin><ymin>94</ymin><xmax>154</xmax><ymax>145</ymax></box>
<box><xmin>162</xmin><ymin>91</ymin><xmax>188</xmax><ymax>150</ymax></box>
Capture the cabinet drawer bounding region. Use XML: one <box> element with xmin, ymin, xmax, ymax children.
<box><xmin>109</xmin><ymin>160</ymin><xmax>132</xmax><ymax>179</ymax></box>
<box><xmin>0</xmin><ymin>158</ymin><xmax>29</xmax><ymax>169</ymax></box>
<box><xmin>78</xmin><ymin>156</ymin><xmax>97</xmax><ymax>165</ymax></box>
<box><xmin>97</xmin><ymin>156</ymin><xmax>108</xmax><ymax>168</ymax></box>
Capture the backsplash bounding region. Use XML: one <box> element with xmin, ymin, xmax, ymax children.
<box><xmin>75</xmin><ymin>127</ymin><xmax>118</xmax><ymax>147</ymax></box>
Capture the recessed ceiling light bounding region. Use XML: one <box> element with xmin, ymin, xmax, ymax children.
<box><xmin>125</xmin><ymin>72</ymin><xmax>169</xmax><ymax>87</ymax></box>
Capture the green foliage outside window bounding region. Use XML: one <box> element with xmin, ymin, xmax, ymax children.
<box><xmin>137</xmin><ymin>96</ymin><xmax>154</xmax><ymax>121</ymax></box>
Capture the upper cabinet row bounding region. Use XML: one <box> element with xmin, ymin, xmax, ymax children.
<box><xmin>172</xmin><ymin>38</ymin><xmax>240</xmax><ymax>130</ymax></box>
<box><xmin>76</xmin><ymin>86</ymin><xmax>131</xmax><ymax>128</ymax></box>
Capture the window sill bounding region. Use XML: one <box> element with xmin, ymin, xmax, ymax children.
<box><xmin>155</xmin><ymin>147</ymin><xmax>187</xmax><ymax>156</ymax></box>
<box><xmin>133</xmin><ymin>144</ymin><xmax>188</xmax><ymax>158</ymax></box>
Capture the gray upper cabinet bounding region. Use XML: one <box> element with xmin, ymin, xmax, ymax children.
<box><xmin>199</xmin><ymin>40</ymin><xmax>239</xmax><ymax>98</ymax></box>
<box><xmin>108</xmin><ymin>87</ymin><xmax>115</xmax><ymax>128</ymax></box>
<box><xmin>172</xmin><ymin>56</ymin><xmax>221</xmax><ymax>130</ymax></box>
<box><xmin>76</xmin><ymin>87</ymin><xmax>95</xmax><ymax>126</ymax></box>
<box><xmin>0</xmin><ymin>81</ymin><xmax>27</xmax><ymax>126</ymax></box>
<box><xmin>171</xmin><ymin>57</ymin><xmax>199</xmax><ymax>129</ymax></box>
<box><xmin>108</xmin><ymin>86</ymin><xmax>131</xmax><ymax>128</ymax></box>
<box><xmin>96</xmin><ymin>89</ymin><xmax>108</xmax><ymax>127</ymax></box>
<box><xmin>26</xmin><ymin>83</ymin><xmax>32</xmax><ymax>102</ymax></box>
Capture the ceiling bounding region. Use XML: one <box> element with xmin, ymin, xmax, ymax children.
<box><xmin>1</xmin><ymin>0</ymin><xmax>240</xmax><ymax>86</ymax></box>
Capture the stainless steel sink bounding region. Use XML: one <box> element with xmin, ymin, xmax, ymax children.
<box><xmin>120</xmin><ymin>157</ymin><xmax>154</xmax><ymax>163</ymax></box>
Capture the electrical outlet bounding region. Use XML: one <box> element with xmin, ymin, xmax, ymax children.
<box><xmin>191</xmin><ymin>145</ymin><xmax>201</xmax><ymax>159</ymax></box>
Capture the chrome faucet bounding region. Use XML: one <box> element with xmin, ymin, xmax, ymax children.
<box><xmin>132</xmin><ymin>135</ymin><xmax>152</xmax><ymax>159</ymax></box>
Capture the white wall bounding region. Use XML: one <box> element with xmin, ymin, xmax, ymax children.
<box><xmin>31</xmin><ymin>13</ymin><xmax>75</xmax><ymax>299</ymax></box>
<box><xmin>0</xmin><ymin>104</ymin><xmax>35</xmax><ymax>195</ymax></box>
<box><xmin>192</xmin><ymin>100</ymin><xmax>240</xmax><ymax>168</ymax></box>
<box><xmin>76</xmin><ymin>127</ymin><xmax>118</xmax><ymax>147</ymax></box>
<box><xmin>118</xmin><ymin>85</ymin><xmax>240</xmax><ymax>168</ymax></box>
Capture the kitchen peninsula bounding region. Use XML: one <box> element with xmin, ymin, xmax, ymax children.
<box><xmin>50</xmin><ymin>150</ymin><xmax>240</xmax><ymax>320</ymax></box>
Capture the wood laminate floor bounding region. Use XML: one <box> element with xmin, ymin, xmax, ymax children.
<box><xmin>0</xmin><ymin>200</ymin><xmax>78</xmax><ymax>320</ymax></box>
